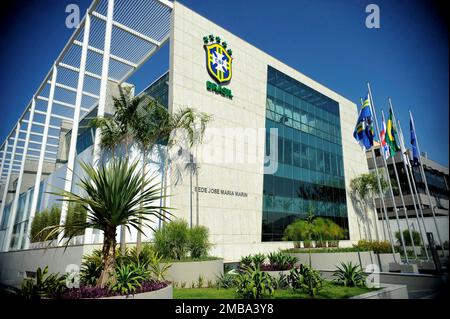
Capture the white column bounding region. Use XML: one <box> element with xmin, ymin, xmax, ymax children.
<box><xmin>58</xmin><ymin>12</ymin><xmax>92</xmax><ymax>245</ymax></box>
<box><xmin>16</xmin><ymin>190</ymin><xmax>32</xmax><ymax>250</ymax></box>
<box><xmin>0</xmin><ymin>141</ymin><xmax>8</xmax><ymax>192</ymax></box>
<box><xmin>0</xmin><ymin>123</ymin><xmax>21</xmax><ymax>251</ymax></box>
<box><xmin>24</xmin><ymin>65</ymin><xmax>58</xmax><ymax>249</ymax></box>
<box><xmin>92</xmin><ymin>0</ymin><xmax>115</xmax><ymax>167</ymax></box>
<box><xmin>4</xmin><ymin>100</ymin><xmax>36</xmax><ymax>251</ymax></box>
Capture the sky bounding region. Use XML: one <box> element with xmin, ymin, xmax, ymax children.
<box><xmin>0</xmin><ymin>0</ymin><xmax>448</xmax><ymax>166</ymax></box>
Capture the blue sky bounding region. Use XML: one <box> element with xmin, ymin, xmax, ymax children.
<box><xmin>0</xmin><ymin>0</ymin><xmax>448</xmax><ymax>165</ymax></box>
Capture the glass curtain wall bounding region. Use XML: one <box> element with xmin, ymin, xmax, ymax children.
<box><xmin>262</xmin><ymin>66</ymin><xmax>348</xmax><ymax>241</ymax></box>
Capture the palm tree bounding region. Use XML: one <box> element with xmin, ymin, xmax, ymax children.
<box><xmin>92</xmin><ymin>87</ymin><xmax>212</xmax><ymax>254</ymax></box>
<box><xmin>283</xmin><ymin>210</ymin><xmax>316</xmax><ymax>267</ymax></box>
<box><xmin>350</xmin><ymin>171</ymin><xmax>389</xmax><ymax>241</ymax></box>
<box><xmin>132</xmin><ymin>102</ymin><xmax>211</xmax><ymax>253</ymax></box>
<box><xmin>90</xmin><ymin>88</ymin><xmax>149</xmax><ymax>255</ymax></box>
<box><xmin>43</xmin><ymin>158</ymin><xmax>169</xmax><ymax>288</ymax></box>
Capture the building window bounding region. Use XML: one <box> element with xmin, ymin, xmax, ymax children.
<box><xmin>262</xmin><ymin>66</ymin><xmax>348</xmax><ymax>241</ymax></box>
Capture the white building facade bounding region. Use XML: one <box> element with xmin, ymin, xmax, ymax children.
<box><xmin>0</xmin><ymin>0</ymin><xmax>377</xmax><ymax>285</ymax></box>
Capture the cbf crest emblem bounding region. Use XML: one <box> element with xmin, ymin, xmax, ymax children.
<box><xmin>203</xmin><ymin>35</ymin><xmax>233</xmax><ymax>85</ymax></box>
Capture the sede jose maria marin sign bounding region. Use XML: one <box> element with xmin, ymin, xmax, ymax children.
<box><xmin>195</xmin><ymin>186</ymin><xmax>248</xmax><ymax>198</ymax></box>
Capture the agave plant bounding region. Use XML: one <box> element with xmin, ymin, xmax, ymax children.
<box><xmin>21</xmin><ymin>266</ymin><xmax>67</xmax><ymax>299</ymax></box>
<box><xmin>251</xmin><ymin>253</ymin><xmax>266</xmax><ymax>269</ymax></box>
<box><xmin>42</xmin><ymin>158</ymin><xmax>170</xmax><ymax>288</ymax></box>
<box><xmin>235</xmin><ymin>266</ymin><xmax>274</xmax><ymax>299</ymax></box>
<box><xmin>80</xmin><ymin>250</ymin><xmax>103</xmax><ymax>286</ymax></box>
<box><xmin>239</xmin><ymin>255</ymin><xmax>253</xmax><ymax>268</ymax></box>
<box><xmin>289</xmin><ymin>265</ymin><xmax>323</xmax><ymax>297</ymax></box>
<box><xmin>112</xmin><ymin>264</ymin><xmax>145</xmax><ymax>295</ymax></box>
<box><xmin>333</xmin><ymin>262</ymin><xmax>367</xmax><ymax>287</ymax></box>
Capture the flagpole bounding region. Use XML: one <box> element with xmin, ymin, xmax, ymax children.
<box><xmin>371</xmin><ymin>148</ymin><xmax>392</xmax><ymax>242</ymax></box>
<box><xmin>409</xmin><ymin>110</ymin><xmax>444</xmax><ymax>255</ymax></box>
<box><xmin>379</xmin><ymin>108</ymin><xmax>409</xmax><ymax>264</ymax></box>
<box><xmin>388</xmin><ymin>99</ymin><xmax>418</xmax><ymax>260</ymax></box>
<box><xmin>397</xmin><ymin>120</ymin><xmax>430</xmax><ymax>260</ymax></box>
<box><xmin>367</xmin><ymin>83</ymin><xmax>402</xmax><ymax>263</ymax></box>
<box><xmin>406</xmin><ymin>152</ymin><xmax>431</xmax><ymax>260</ymax></box>
<box><xmin>371</xmin><ymin>149</ymin><xmax>388</xmax><ymax>240</ymax></box>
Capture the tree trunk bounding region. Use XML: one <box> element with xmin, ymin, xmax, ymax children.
<box><xmin>162</xmin><ymin>149</ymin><xmax>169</xmax><ymax>220</ymax></box>
<box><xmin>195</xmin><ymin>169</ymin><xmax>199</xmax><ymax>226</ymax></box>
<box><xmin>97</xmin><ymin>227</ymin><xmax>117</xmax><ymax>288</ymax></box>
<box><xmin>120</xmin><ymin>139</ymin><xmax>131</xmax><ymax>256</ymax></box>
<box><xmin>371</xmin><ymin>195</ymin><xmax>380</xmax><ymax>241</ymax></box>
<box><xmin>136</xmin><ymin>149</ymin><xmax>147</xmax><ymax>255</ymax></box>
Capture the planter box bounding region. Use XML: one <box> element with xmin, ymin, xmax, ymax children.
<box><xmin>288</xmin><ymin>252</ymin><xmax>362</xmax><ymax>270</ymax></box>
<box><xmin>164</xmin><ymin>259</ymin><xmax>223</xmax><ymax>288</ymax></box>
<box><xmin>376</xmin><ymin>253</ymin><xmax>401</xmax><ymax>272</ymax></box>
<box><xmin>101</xmin><ymin>285</ymin><xmax>173</xmax><ymax>299</ymax></box>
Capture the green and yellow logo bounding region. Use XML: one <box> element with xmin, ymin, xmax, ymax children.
<box><xmin>203</xmin><ymin>35</ymin><xmax>233</xmax><ymax>85</ymax></box>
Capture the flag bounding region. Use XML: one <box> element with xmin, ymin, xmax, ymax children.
<box><xmin>385</xmin><ymin>107</ymin><xmax>401</xmax><ymax>157</ymax></box>
<box><xmin>410</xmin><ymin>117</ymin><xmax>420</xmax><ymax>164</ymax></box>
<box><xmin>353</xmin><ymin>95</ymin><xmax>374</xmax><ymax>151</ymax></box>
<box><xmin>397</xmin><ymin>120</ymin><xmax>410</xmax><ymax>166</ymax></box>
<box><xmin>380</xmin><ymin>113</ymin><xmax>390</xmax><ymax>159</ymax></box>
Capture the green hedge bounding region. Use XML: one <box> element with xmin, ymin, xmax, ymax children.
<box><xmin>154</xmin><ymin>219</ymin><xmax>211</xmax><ymax>260</ymax></box>
<box><xmin>283</xmin><ymin>240</ymin><xmax>396</xmax><ymax>254</ymax></box>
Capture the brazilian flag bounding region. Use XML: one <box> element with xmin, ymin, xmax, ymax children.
<box><xmin>385</xmin><ymin>107</ymin><xmax>401</xmax><ymax>157</ymax></box>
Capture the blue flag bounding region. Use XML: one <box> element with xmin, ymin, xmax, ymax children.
<box><xmin>353</xmin><ymin>95</ymin><xmax>374</xmax><ymax>151</ymax></box>
<box><xmin>410</xmin><ymin>118</ymin><xmax>419</xmax><ymax>164</ymax></box>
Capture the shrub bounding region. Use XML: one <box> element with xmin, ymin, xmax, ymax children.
<box><xmin>353</xmin><ymin>240</ymin><xmax>393</xmax><ymax>254</ymax></box>
<box><xmin>266</xmin><ymin>251</ymin><xmax>297</xmax><ymax>271</ymax></box>
<box><xmin>111</xmin><ymin>264</ymin><xmax>145</xmax><ymax>295</ymax></box>
<box><xmin>128</xmin><ymin>242</ymin><xmax>155</xmax><ymax>265</ymax></box>
<box><xmin>395</xmin><ymin>230</ymin><xmax>421</xmax><ymax>246</ymax></box>
<box><xmin>147</xmin><ymin>251</ymin><xmax>172</xmax><ymax>281</ymax></box>
<box><xmin>216</xmin><ymin>270</ymin><xmax>238</xmax><ymax>289</ymax></box>
<box><xmin>283</xmin><ymin>219</ymin><xmax>313</xmax><ymax>245</ymax></box>
<box><xmin>189</xmin><ymin>225</ymin><xmax>211</xmax><ymax>259</ymax></box>
<box><xmin>30</xmin><ymin>204</ymin><xmax>87</xmax><ymax>242</ymax></box>
<box><xmin>80</xmin><ymin>250</ymin><xmax>103</xmax><ymax>286</ymax></box>
<box><xmin>239</xmin><ymin>255</ymin><xmax>253</xmax><ymax>268</ymax></box>
<box><xmin>153</xmin><ymin>220</ymin><xmax>211</xmax><ymax>260</ymax></box>
<box><xmin>251</xmin><ymin>253</ymin><xmax>266</xmax><ymax>269</ymax></box>
<box><xmin>64</xmin><ymin>203</ymin><xmax>87</xmax><ymax>237</ymax></box>
<box><xmin>283</xmin><ymin>216</ymin><xmax>345</xmax><ymax>248</ymax></box>
<box><xmin>48</xmin><ymin>280</ymin><xmax>168</xmax><ymax>299</ymax></box>
<box><xmin>154</xmin><ymin>220</ymin><xmax>190</xmax><ymax>260</ymax></box>
<box><xmin>235</xmin><ymin>266</ymin><xmax>275</xmax><ymax>299</ymax></box>
<box><xmin>30</xmin><ymin>206</ymin><xmax>61</xmax><ymax>242</ymax></box>
<box><xmin>270</xmin><ymin>273</ymin><xmax>290</xmax><ymax>290</ymax></box>
<box><xmin>288</xmin><ymin>265</ymin><xmax>323</xmax><ymax>297</ymax></box>
<box><xmin>21</xmin><ymin>266</ymin><xmax>67</xmax><ymax>299</ymax></box>
<box><xmin>333</xmin><ymin>262</ymin><xmax>366</xmax><ymax>287</ymax></box>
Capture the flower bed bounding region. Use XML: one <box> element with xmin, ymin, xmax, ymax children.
<box><xmin>48</xmin><ymin>280</ymin><xmax>169</xmax><ymax>299</ymax></box>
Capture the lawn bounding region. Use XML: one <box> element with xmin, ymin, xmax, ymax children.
<box><xmin>173</xmin><ymin>281</ymin><xmax>374</xmax><ymax>299</ymax></box>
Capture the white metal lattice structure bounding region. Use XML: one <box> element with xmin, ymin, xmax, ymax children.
<box><xmin>0</xmin><ymin>0</ymin><xmax>173</xmax><ymax>251</ymax></box>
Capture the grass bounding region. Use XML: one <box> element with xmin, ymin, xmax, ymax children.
<box><xmin>173</xmin><ymin>281</ymin><xmax>375</xmax><ymax>299</ymax></box>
